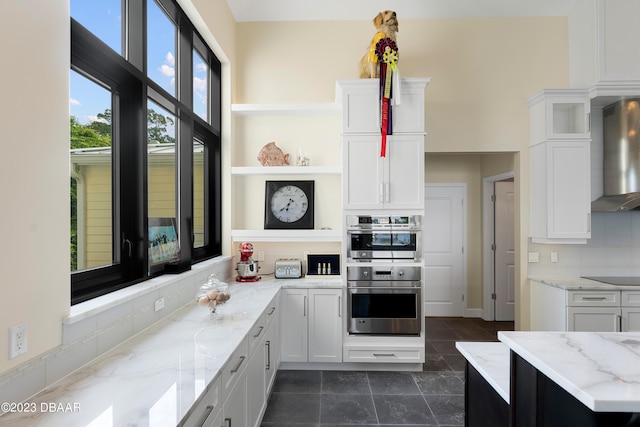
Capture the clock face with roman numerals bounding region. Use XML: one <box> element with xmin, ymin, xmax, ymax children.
<box><xmin>264</xmin><ymin>181</ymin><xmax>314</xmax><ymax>229</ymax></box>
<box><xmin>270</xmin><ymin>185</ymin><xmax>308</xmax><ymax>223</ymax></box>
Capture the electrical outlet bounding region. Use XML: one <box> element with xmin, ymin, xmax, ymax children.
<box><xmin>550</xmin><ymin>252</ymin><xmax>558</xmax><ymax>263</ymax></box>
<box><xmin>9</xmin><ymin>322</ymin><xmax>28</xmax><ymax>359</ymax></box>
<box><xmin>257</xmin><ymin>251</ymin><xmax>265</xmax><ymax>261</ymax></box>
<box><xmin>154</xmin><ymin>297</ymin><xmax>165</xmax><ymax>312</ymax></box>
<box><xmin>528</xmin><ymin>252</ymin><xmax>539</xmax><ymax>263</ymax></box>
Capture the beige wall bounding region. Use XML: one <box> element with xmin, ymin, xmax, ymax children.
<box><xmin>236</xmin><ymin>17</ymin><xmax>568</xmax><ymax>328</ymax></box>
<box><xmin>0</xmin><ymin>5</ymin><xmax>567</xmax><ymax>374</ymax></box>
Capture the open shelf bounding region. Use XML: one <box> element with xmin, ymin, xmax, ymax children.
<box><xmin>231</xmin><ymin>229</ymin><xmax>342</xmax><ymax>243</ymax></box>
<box><xmin>231</xmin><ymin>166</ymin><xmax>341</xmax><ymax>175</ymax></box>
<box><xmin>231</xmin><ymin>103</ymin><xmax>341</xmax><ymax>116</ymax></box>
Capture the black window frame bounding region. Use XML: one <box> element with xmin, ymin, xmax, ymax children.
<box><xmin>70</xmin><ymin>0</ymin><xmax>222</xmax><ymax>304</ymax></box>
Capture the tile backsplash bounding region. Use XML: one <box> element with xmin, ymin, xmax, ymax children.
<box><xmin>528</xmin><ymin>211</ymin><xmax>640</xmax><ymax>277</ymax></box>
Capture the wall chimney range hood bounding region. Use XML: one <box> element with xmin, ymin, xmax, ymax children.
<box><xmin>591</xmin><ymin>98</ymin><xmax>640</xmax><ymax>212</ymax></box>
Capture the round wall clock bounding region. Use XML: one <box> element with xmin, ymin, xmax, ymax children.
<box><xmin>264</xmin><ymin>180</ymin><xmax>314</xmax><ymax>229</ymax></box>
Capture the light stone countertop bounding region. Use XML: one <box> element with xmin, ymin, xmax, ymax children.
<box><xmin>455</xmin><ymin>342</ymin><xmax>510</xmax><ymax>403</ymax></box>
<box><xmin>0</xmin><ymin>276</ymin><xmax>343</xmax><ymax>426</ymax></box>
<box><xmin>499</xmin><ymin>331</ymin><xmax>640</xmax><ymax>412</ymax></box>
<box><xmin>529</xmin><ymin>276</ymin><xmax>640</xmax><ymax>290</ymax></box>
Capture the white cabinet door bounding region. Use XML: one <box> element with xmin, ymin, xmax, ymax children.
<box><xmin>385</xmin><ymin>135</ymin><xmax>425</xmax><ymax>210</ymax></box>
<box><xmin>308</xmin><ymin>289</ymin><xmax>343</xmax><ymax>363</ymax></box>
<box><xmin>247</xmin><ymin>342</ymin><xmax>266</xmax><ymax>427</ymax></box>
<box><xmin>622</xmin><ymin>308</ymin><xmax>640</xmax><ymax>332</ymax></box>
<box><xmin>222</xmin><ymin>375</ymin><xmax>247</xmax><ymax>427</ymax></box>
<box><xmin>570</xmin><ymin>0</ymin><xmax>640</xmax><ymax>87</ymax></box>
<box><xmin>530</xmin><ymin>140</ymin><xmax>591</xmax><ymax>243</ymax></box>
<box><xmin>567</xmin><ymin>307</ymin><xmax>620</xmax><ymax>332</ymax></box>
<box><xmin>343</xmin><ymin>135</ymin><xmax>383</xmax><ymax>209</ymax></box>
<box><xmin>343</xmin><ymin>135</ymin><xmax>424</xmax><ymax>210</ymax></box>
<box><xmin>264</xmin><ymin>319</ymin><xmax>279</xmax><ymax>393</ymax></box>
<box><xmin>280</xmin><ymin>288</ymin><xmax>308</xmax><ymax>362</ymax></box>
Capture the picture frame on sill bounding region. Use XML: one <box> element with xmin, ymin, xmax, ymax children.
<box><xmin>264</xmin><ymin>180</ymin><xmax>314</xmax><ymax>229</ymax></box>
<box><xmin>148</xmin><ymin>217</ymin><xmax>181</xmax><ymax>274</ymax></box>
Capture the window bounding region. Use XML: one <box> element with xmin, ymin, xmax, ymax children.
<box><xmin>70</xmin><ymin>0</ymin><xmax>222</xmax><ymax>304</ymax></box>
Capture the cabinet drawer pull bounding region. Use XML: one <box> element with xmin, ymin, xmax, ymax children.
<box><xmin>581</xmin><ymin>296</ymin><xmax>607</xmax><ymax>301</ymax></box>
<box><xmin>373</xmin><ymin>352</ymin><xmax>396</xmax><ymax>357</ymax></box>
<box><xmin>266</xmin><ymin>340</ymin><xmax>271</xmax><ymax>370</ymax></box>
<box><xmin>268</xmin><ymin>306</ymin><xmax>276</xmax><ymax>315</ymax></box>
<box><xmin>253</xmin><ymin>326</ymin><xmax>264</xmax><ymax>338</ymax></box>
<box><xmin>230</xmin><ymin>355</ymin><xmax>246</xmax><ymax>373</ymax></box>
<box><xmin>196</xmin><ymin>405</ymin><xmax>215</xmax><ymax>427</ymax></box>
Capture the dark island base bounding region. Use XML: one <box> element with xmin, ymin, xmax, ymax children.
<box><xmin>511</xmin><ymin>352</ymin><xmax>640</xmax><ymax>427</ymax></box>
<box><xmin>465</xmin><ymin>362</ymin><xmax>509</xmax><ymax>427</ymax></box>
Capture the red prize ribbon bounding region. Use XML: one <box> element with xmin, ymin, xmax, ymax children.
<box><xmin>375</xmin><ymin>38</ymin><xmax>399</xmax><ymax>157</ymax></box>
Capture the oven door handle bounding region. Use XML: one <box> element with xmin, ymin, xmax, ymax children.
<box><xmin>348</xmin><ymin>286</ymin><xmax>421</xmax><ymax>290</ymax></box>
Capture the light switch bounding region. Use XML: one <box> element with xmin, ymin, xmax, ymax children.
<box><xmin>528</xmin><ymin>252</ymin><xmax>539</xmax><ymax>263</ymax></box>
<box><xmin>550</xmin><ymin>252</ymin><xmax>558</xmax><ymax>263</ymax></box>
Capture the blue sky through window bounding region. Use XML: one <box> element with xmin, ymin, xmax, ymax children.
<box><xmin>70</xmin><ymin>0</ymin><xmax>208</xmax><ymax>125</ymax></box>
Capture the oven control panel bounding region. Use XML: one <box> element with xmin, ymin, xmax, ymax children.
<box><xmin>347</xmin><ymin>266</ymin><xmax>421</xmax><ymax>282</ymax></box>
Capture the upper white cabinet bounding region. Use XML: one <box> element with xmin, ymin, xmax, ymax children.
<box><xmin>570</xmin><ymin>0</ymin><xmax>640</xmax><ymax>89</ymax></box>
<box><xmin>528</xmin><ymin>90</ymin><xmax>591</xmax><ymax>143</ymax></box>
<box><xmin>343</xmin><ymin>134</ymin><xmax>425</xmax><ymax>210</ymax></box>
<box><xmin>337</xmin><ymin>78</ymin><xmax>430</xmax><ymax>211</ymax></box>
<box><xmin>337</xmin><ymin>79</ymin><xmax>429</xmax><ymax>134</ymax></box>
<box><xmin>528</xmin><ymin>90</ymin><xmax>592</xmax><ymax>244</ymax></box>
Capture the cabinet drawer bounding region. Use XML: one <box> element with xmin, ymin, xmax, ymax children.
<box><xmin>343</xmin><ymin>345</ymin><xmax>424</xmax><ymax>363</ymax></box>
<box><xmin>567</xmin><ymin>290</ymin><xmax>620</xmax><ymax>306</ymax></box>
<box><xmin>622</xmin><ymin>290</ymin><xmax>640</xmax><ymax>307</ymax></box>
<box><xmin>179</xmin><ymin>375</ymin><xmax>221</xmax><ymax>427</ymax></box>
<box><xmin>249</xmin><ymin>313</ymin><xmax>267</xmax><ymax>355</ymax></box>
<box><xmin>265</xmin><ymin>294</ymin><xmax>279</xmax><ymax>326</ymax></box>
<box><xmin>222</xmin><ymin>336</ymin><xmax>248</xmax><ymax>395</ymax></box>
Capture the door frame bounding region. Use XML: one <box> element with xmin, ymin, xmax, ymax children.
<box><xmin>482</xmin><ymin>171</ymin><xmax>515</xmax><ymax>321</ymax></box>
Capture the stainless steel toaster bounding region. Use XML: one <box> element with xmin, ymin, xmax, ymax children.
<box><xmin>274</xmin><ymin>259</ymin><xmax>303</xmax><ymax>278</ymax></box>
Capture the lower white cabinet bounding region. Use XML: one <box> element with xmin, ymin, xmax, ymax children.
<box><xmin>280</xmin><ymin>288</ymin><xmax>343</xmax><ymax>363</ymax></box>
<box><xmin>184</xmin><ymin>293</ymin><xmax>281</xmax><ymax>427</ymax></box>
<box><xmin>222</xmin><ymin>375</ymin><xmax>247</xmax><ymax>427</ymax></box>
<box><xmin>531</xmin><ymin>280</ymin><xmax>640</xmax><ymax>332</ymax></box>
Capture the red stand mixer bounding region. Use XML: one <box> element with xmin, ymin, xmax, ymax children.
<box><xmin>236</xmin><ymin>242</ymin><xmax>261</xmax><ymax>282</ymax></box>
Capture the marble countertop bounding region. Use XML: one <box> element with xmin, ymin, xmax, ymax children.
<box><xmin>1</xmin><ymin>276</ymin><xmax>342</xmax><ymax>426</ymax></box>
<box><xmin>499</xmin><ymin>331</ymin><xmax>640</xmax><ymax>412</ymax></box>
<box><xmin>455</xmin><ymin>342</ymin><xmax>510</xmax><ymax>403</ymax></box>
<box><xmin>529</xmin><ymin>276</ymin><xmax>640</xmax><ymax>290</ymax></box>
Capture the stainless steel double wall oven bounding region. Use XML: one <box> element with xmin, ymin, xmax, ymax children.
<box><xmin>346</xmin><ymin>215</ymin><xmax>422</xmax><ymax>336</ymax></box>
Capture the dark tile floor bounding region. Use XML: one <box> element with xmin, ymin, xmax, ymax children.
<box><xmin>261</xmin><ymin>317</ymin><xmax>515</xmax><ymax>427</ymax></box>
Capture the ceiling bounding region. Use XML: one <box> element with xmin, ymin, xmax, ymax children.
<box><xmin>225</xmin><ymin>0</ymin><xmax>580</xmax><ymax>22</ymax></box>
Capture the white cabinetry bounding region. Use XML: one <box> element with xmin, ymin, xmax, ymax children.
<box><xmin>531</xmin><ymin>280</ymin><xmax>640</xmax><ymax>332</ymax></box>
<box><xmin>183</xmin><ymin>294</ymin><xmax>280</xmax><ymax>427</ymax></box>
<box><xmin>337</xmin><ymin>78</ymin><xmax>429</xmax><ymax>212</ymax></box>
<box><xmin>280</xmin><ymin>288</ymin><xmax>343</xmax><ymax>363</ymax></box>
<box><xmin>180</xmin><ymin>376</ymin><xmax>221</xmax><ymax>427</ymax></box>
<box><xmin>569</xmin><ymin>0</ymin><xmax>640</xmax><ymax>89</ymax></box>
<box><xmin>528</xmin><ymin>90</ymin><xmax>591</xmax><ymax>244</ymax></box>
<box><xmin>343</xmin><ymin>134</ymin><xmax>425</xmax><ymax>210</ymax></box>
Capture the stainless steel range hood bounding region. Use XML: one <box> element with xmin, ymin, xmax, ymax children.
<box><xmin>591</xmin><ymin>98</ymin><xmax>640</xmax><ymax>212</ymax></box>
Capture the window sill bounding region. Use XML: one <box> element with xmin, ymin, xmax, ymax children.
<box><xmin>64</xmin><ymin>255</ymin><xmax>232</xmax><ymax>325</ymax></box>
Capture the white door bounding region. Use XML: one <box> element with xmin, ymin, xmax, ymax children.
<box><xmin>423</xmin><ymin>184</ymin><xmax>465</xmax><ymax>316</ymax></box>
<box><xmin>494</xmin><ymin>180</ymin><xmax>515</xmax><ymax>321</ymax></box>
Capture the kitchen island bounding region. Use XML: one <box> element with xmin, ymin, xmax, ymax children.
<box><xmin>458</xmin><ymin>332</ymin><xmax>640</xmax><ymax>427</ymax></box>
<box><xmin>0</xmin><ymin>277</ymin><xmax>341</xmax><ymax>427</ymax></box>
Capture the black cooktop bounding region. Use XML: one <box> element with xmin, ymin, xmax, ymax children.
<box><xmin>582</xmin><ymin>276</ymin><xmax>640</xmax><ymax>286</ymax></box>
